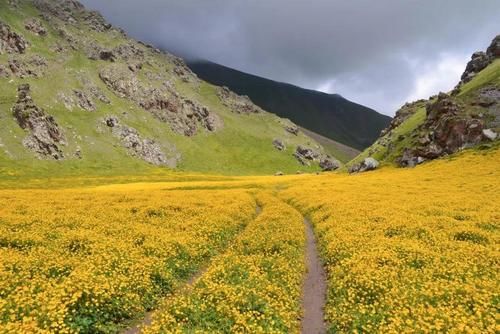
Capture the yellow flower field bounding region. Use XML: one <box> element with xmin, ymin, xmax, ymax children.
<box><xmin>0</xmin><ymin>148</ymin><xmax>498</xmax><ymax>333</ymax></box>
<box><xmin>142</xmin><ymin>193</ymin><xmax>306</xmax><ymax>333</ymax></box>
<box><xmin>282</xmin><ymin>149</ymin><xmax>500</xmax><ymax>333</ymax></box>
<box><xmin>0</xmin><ymin>187</ymin><xmax>257</xmax><ymax>333</ymax></box>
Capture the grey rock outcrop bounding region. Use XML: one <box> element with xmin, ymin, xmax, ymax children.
<box><xmin>99</xmin><ymin>64</ymin><xmax>221</xmax><ymax>136</ymax></box>
<box><xmin>456</xmin><ymin>35</ymin><xmax>500</xmax><ymax>87</ymax></box>
<box><xmin>294</xmin><ymin>145</ymin><xmax>320</xmax><ymax>165</ymax></box>
<box><xmin>33</xmin><ymin>0</ymin><xmax>82</xmax><ymax>24</ymax></box>
<box><xmin>486</xmin><ymin>35</ymin><xmax>500</xmax><ymax>58</ymax></box>
<box><xmin>217</xmin><ymin>86</ymin><xmax>262</xmax><ymax>114</ymax></box>
<box><xmin>397</xmin><ymin>148</ymin><xmax>425</xmax><ymax>168</ymax></box>
<box><xmin>103</xmin><ymin>116</ymin><xmax>178</xmax><ymax>167</ymax></box>
<box><xmin>8</xmin><ymin>55</ymin><xmax>47</xmax><ymax>78</ymax></box>
<box><xmin>24</xmin><ymin>18</ymin><xmax>47</xmax><ymax>36</ymax></box>
<box><xmin>273</xmin><ymin>139</ymin><xmax>286</xmax><ymax>151</ymax></box>
<box><xmin>12</xmin><ymin>84</ymin><xmax>65</xmax><ymax>159</ymax></box>
<box><xmin>73</xmin><ymin>89</ymin><xmax>95</xmax><ymax>111</ymax></box>
<box><xmin>81</xmin><ymin>10</ymin><xmax>112</xmax><ymax>32</ymax></box>
<box><xmin>0</xmin><ymin>21</ymin><xmax>28</xmax><ymax>54</ymax></box>
<box><xmin>285</xmin><ymin>124</ymin><xmax>299</xmax><ymax>135</ymax></box>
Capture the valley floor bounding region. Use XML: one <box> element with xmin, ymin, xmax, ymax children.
<box><xmin>0</xmin><ymin>148</ymin><xmax>498</xmax><ymax>333</ymax></box>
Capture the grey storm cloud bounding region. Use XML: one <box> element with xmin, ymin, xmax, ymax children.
<box><xmin>80</xmin><ymin>0</ymin><xmax>499</xmax><ymax>115</ymax></box>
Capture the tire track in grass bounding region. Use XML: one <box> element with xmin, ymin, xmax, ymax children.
<box><xmin>122</xmin><ymin>204</ymin><xmax>262</xmax><ymax>334</ymax></box>
<box><xmin>301</xmin><ymin>217</ymin><xmax>327</xmax><ymax>334</ymax></box>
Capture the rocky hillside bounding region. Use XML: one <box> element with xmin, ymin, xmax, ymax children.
<box><xmin>188</xmin><ymin>60</ymin><xmax>391</xmax><ymax>151</ymax></box>
<box><xmin>0</xmin><ymin>0</ymin><xmax>343</xmax><ymax>177</ymax></box>
<box><xmin>349</xmin><ymin>35</ymin><xmax>500</xmax><ymax>169</ymax></box>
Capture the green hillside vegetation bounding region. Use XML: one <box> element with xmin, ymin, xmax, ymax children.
<box><xmin>188</xmin><ymin>61</ymin><xmax>391</xmax><ymax>150</ymax></box>
<box><xmin>0</xmin><ymin>0</ymin><xmax>339</xmax><ymax>179</ymax></box>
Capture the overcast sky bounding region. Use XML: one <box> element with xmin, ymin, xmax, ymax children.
<box><xmin>80</xmin><ymin>0</ymin><xmax>499</xmax><ymax>116</ymax></box>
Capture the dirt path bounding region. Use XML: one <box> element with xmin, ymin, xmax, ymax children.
<box><xmin>122</xmin><ymin>205</ymin><xmax>262</xmax><ymax>334</ymax></box>
<box><xmin>122</xmin><ymin>267</ymin><xmax>206</xmax><ymax>334</ymax></box>
<box><xmin>302</xmin><ymin>218</ymin><xmax>327</xmax><ymax>334</ymax></box>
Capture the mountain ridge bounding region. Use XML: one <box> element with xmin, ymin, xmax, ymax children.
<box><xmin>188</xmin><ymin>60</ymin><xmax>392</xmax><ymax>150</ymax></box>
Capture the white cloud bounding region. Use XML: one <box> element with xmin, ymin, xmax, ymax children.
<box><xmin>405</xmin><ymin>53</ymin><xmax>469</xmax><ymax>103</ymax></box>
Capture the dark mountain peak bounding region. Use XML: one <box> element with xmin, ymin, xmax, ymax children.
<box><xmin>188</xmin><ymin>60</ymin><xmax>391</xmax><ymax>150</ymax></box>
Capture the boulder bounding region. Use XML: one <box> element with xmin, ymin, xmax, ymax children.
<box><xmin>273</xmin><ymin>138</ymin><xmax>286</xmax><ymax>151</ymax></box>
<box><xmin>99</xmin><ymin>50</ymin><xmax>116</xmax><ymax>62</ymax></box>
<box><xmin>349</xmin><ymin>157</ymin><xmax>379</xmax><ymax>173</ymax></box>
<box><xmin>398</xmin><ymin>149</ymin><xmax>425</xmax><ymax>168</ymax></box>
<box><xmin>105</xmin><ymin>116</ymin><xmax>119</xmax><ymax>128</ymax></box>
<box><xmin>482</xmin><ymin>129</ymin><xmax>498</xmax><ymax>141</ymax></box>
<box><xmin>275</xmin><ymin>171</ymin><xmax>284</xmax><ymax>176</ymax></box>
<box><xmin>294</xmin><ymin>145</ymin><xmax>320</xmax><ymax>166</ymax></box>
<box><xmin>319</xmin><ymin>157</ymin><xmax>340</xmax><ymax>171</ymax></box>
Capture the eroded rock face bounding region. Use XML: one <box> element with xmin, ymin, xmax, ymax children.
<box><xmin>34</xmin><ymin>0</ymin><xmax>83</xmax><ymax>24</ymax></box>
<box><xmin>8</xmin><ymin>55</ymin><xmax>47</xmax><ymax>78</ymax></box>
<box><xmin>114</xmin><ymin>43</ymin><xmax>144</xmax><ymax>61</ymax></box>
<box><xmin>85</xmin><ymin>41</ymin><xmax>117</xmax><ymax>61</ymax></box>
<box><xmin>171</xmin><ymin>57</ymin><xmax>199</xmax><ymax>84</ymax></box>
<box><xmin>99</xmin><ymin>64</ymin><xmax>221</xmax><ymax>136</ymax></box>
<box><xmin>12</xmin><ymin>84</ymin><xmax>65</xmax><ymax>159</ymax></box>
<box><xmin>461</xmin><ymin>52</ymin><xmax>491</xmax><ymax>84</ymax></box>
<box><xmin>398</xmin><ymin>93</ymin><xmax>487</xmax><ymax>165</ymax></box>
<box><xmin>0</xmin><ymin>21</ymin><xmax>28</xmax><ymax>54</ymax></box>
<box><xmin>24</xmin><ymin>18</ymin><xmax>47</xmax><ymax>36</ymax></box>
<box><xmin>456</xmin><ymin>35</ymin><xmax>500</xmax><ymax>87</ymax></box>
<box><xmin>103</xmin><ymin>116</ymin><xmax>178</xmax><ymax>167</ymax></box>
<box><xmin>486</xmin><ymin>35</ymin><xmax>500</xmax><ymax>58</ymax></box>
<box><xmin>81</xmin><ymin>10</ymin><xmax>112</xmax><ymax>32</ymax></box>
<box><xmin>217</xmin><ymin>86</ymin><xmax>262</xmax><ymax>114</ymax></box>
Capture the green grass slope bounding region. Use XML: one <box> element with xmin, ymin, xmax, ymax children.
<box><xmin>0</xmin><ymin>0</ymin><xmax>334</xmax><ymax>179</ymax></box>
<box><xmin>188</xmin><ymin>60</ymin><xmax>392</xmax><ymax>150</ymax></box>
